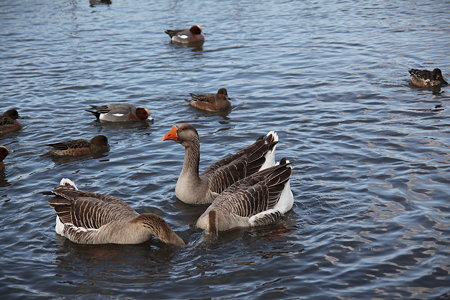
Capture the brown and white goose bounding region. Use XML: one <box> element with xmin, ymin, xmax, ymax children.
<box><xmin>196</xmin><ymin>159</ymin><xmax>294</xmax><ymax>235</ymax></box>
<box><xmin>46</xmin><ymin>178</ymin><xmax>185</xmax><ymax>246</ymax></box>
<box><xmin>161</xmin><ymin>123</ymin><xmax>279</xmax><ymax>205</ymax></box>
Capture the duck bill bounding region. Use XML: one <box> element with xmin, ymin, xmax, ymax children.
<box><xmin>161</xmin><ymin>125</ymin><xmax>178</xmax><ymax>141</ymax></box>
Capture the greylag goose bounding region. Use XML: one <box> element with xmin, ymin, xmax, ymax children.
<box><xmin>409</xmin><ymin>68</ymin><xmax>448</xmax><ymax>88</ymax></box>
<box><xmin>86</xmin><ymin>103</ymin><xmax>151</xmax><ymax>122</ymax></box>
<box><xmin>161</xmin><ymin>123</ymin><xmax>278</xmax><ymax>204</ymax></box>
<box><xmin>45</xmin><ymin>135</ymin><xmax>109</xmax><ymax>157</ymax></box>
<box><xmin>46</xmin><ymin>178</ymin><xmax>185</xmax><ymax>246</ymax></box>
<box><xmin>165</xmin><ymin>25</ymin><xmax>204</xmax><ymax>45</ymax></box>
<box><xmin>0</xmin><ymin>109</ymin><xmax>21</xmax><ymax>135</ymax></box>
<box><xmin>0</xmin><ymin>146</ymin><xmax>8</xmax><ymax>170</ymax></box>
<box><xmin>187</xmin><ymin>88</ymin><xmax>231</xmax><ymax>112</ymax></box>
<box><xmin>196</xmin><ymin>159</ymin><xmax>294</xmax><ymax>235</ymax></box>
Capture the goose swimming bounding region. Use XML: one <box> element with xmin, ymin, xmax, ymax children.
<box><xmin>46</xmin><ymin>178</ymin><xmax>185</xmax><ymax>246</ymax></box>
<box><xmin>196</xmin><ymin>159</ymin><xmax>294</xmax><ymax>235</ymax></box>
<box><xmin>161</xmin><ymin>123</ymin><xmax>278</xmax><ymax>204</ymax></box>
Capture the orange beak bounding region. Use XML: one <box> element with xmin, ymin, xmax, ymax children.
<box><xmin>161</xmin><ymin>125</ymin><xmax>178</xmax><ymax>141</ymax></box>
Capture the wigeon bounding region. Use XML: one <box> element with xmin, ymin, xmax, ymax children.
<box><xmin>46</xmin><ymin>135</ymin><xmax>109</xmax><ymax>157</ymax></box>
<box><xmin>0</xmin><ymin>109</ymin><xmax>21</xmax><ymax>135</ymax></box>
<box><xmin>86</xmin><ymin>103</ymin><xmax>151</xmax><ymax>122</ymax></box>
<box><xmin>409</xmin><ymin>68</ymin><xmax>448</xmax><ymax>88</ymax></box>
<box><xmin>165</xmin><ymin>25</ymin><xmax>204</xmax><ymax>45</ymax></box>
<box><xmin>187</xmin><ymin>88</ymin><xmax>231</xmax><ymax>112</ymax></box>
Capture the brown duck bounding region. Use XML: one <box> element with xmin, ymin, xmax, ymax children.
<box><xmin>409</xmin><ymin>68</ymin><xmax>448</xmax><ymax>88</ymax></box>
<box><xmin>0</xmin><ymin>109</ymin><xmax>21</xmax><ymax>135</ymax></box>
<box><xmin>187</xmin><ymin>88</ymin><xmax>231</xmax><ymax>112</ymax></box>
<box><xmin>45</xmin><ymin>135</ymin><xmax>109</xmax><ymax>156</ymax></box>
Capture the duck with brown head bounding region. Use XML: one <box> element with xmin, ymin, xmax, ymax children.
<box><xmin>165</xmin><ymin>25</ymin><xmax>204</xmax><ymax>45</ymax></box>
<box><xmin>45</xmin><ymin>135</ymin><xmax>109</xmax><ymax>157</ymax></box>
<box><xmin>161</xmin><ymin>123</ymin><xmax>279</xmax><ymax>205</ymax></box>
<box><xmin>86</xmin><ymin>103</ymin><xmax>151</xmax><ymax>122</ymax></box>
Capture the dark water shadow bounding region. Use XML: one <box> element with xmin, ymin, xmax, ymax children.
<box><xmin>408</xmin><ymin>82</ymin><xmax>446</xmax><ymax>96</ymax></box>
<box><xmin>167</xmin><ymin>42</ymin><xmax>204</xmax><ymax>53</ymax></box>
<box><xmin>43</xmin><ymin>150</ymin><xmax>110</xmax><ymax>165</ymax></box>
<box><xmin>89</xmin><ymin>0</ymin><xmax>112</xmax><ymax>8</ymax></box>
<box><xmin>0</xmin><ymin>169</ymin><xmax>9</xmax><ymax>187</ymax></box>
<box><xmin>54</xmin><ymin>235</ymin><xmax>181</xmax><ymax>267</ymax></box>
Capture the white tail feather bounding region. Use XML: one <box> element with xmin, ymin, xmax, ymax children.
<box><xmin>259</xmin><ymin>131</ymin><xmax>278</xmax><ymax>171</ymax></box>
<box><xmin>60</xmin><ymin>178</ymin><xmax>78</xmax><ymax>190</ymax></box>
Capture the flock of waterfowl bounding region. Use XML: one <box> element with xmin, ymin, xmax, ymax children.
<box><xmin>1</xmin><ymin>24</ymin><xmax>447</xmax><ymax>248</ymax></box>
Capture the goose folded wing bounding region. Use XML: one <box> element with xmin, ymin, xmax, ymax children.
<box><xmin>50</xmin><ymin>186</ymin><xmax>135</xmax><ymax>213</ymax></box>
<box><xmin>48</xmin><ymin>196</ymin><xmax>137</xmax><ymax>229</ymax></box>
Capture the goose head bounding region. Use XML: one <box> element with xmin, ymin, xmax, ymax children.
<box><xmin>161</xmin><ymin>123</ymin><xmax>199</xmax><ymax>148</ymax></box>
<box><xmin>133</xmin><ymin>213</ymin><xmax>185</xmax><ymax>247</ymax></box>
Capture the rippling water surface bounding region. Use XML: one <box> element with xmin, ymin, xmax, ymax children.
<box><xmin>1</xmin><ymin>0</ymin><xmax>449</xmax><ymax>299</ymax></box>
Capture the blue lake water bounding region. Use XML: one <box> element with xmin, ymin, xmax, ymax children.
<box><xmin>1</xmin><ymin>0</ymin><xmax>449</xmax><ymax>299</ymax></box>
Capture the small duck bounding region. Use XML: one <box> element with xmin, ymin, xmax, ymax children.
<box><xmin>409</xmin><ymin>68</ymin><xmax>448</xmax><ymax>88</ymax></box>
<box><xmin>86</xmin><ymin>103</ymin><xmax>151</xmax><ymax>122</ymax></box>
<box><xmin>165</xmin><ymin>25</ymin><xmax>204</xmax><ymax>45</ymax></box>
<box><xmin>0</xmin><ymin>146</ymin><xmax>8</xmax><ymax>170</ymax></box>
<box><xmin>187</xmin><ymin>88</ymin><xmax>231</xmax><ymax>112</ymax></box>
<box><xmin>196</xmin><ymin>159</ymin><xmax>294</xmax><ymax>236</ymax></box>
<box><xmin>46</xmin><ymin>135</ymin><xmax>109</xmax><ymax>157</ymax></box>
<box><xmin>46</xmin><ymin>178</ymin><xmax>185</xmax><ymax>246</ymax></box>
<box><xmin>0</xmin><ymin>109</ymin><xmax>21</xmax><ymax>135</ymax></box>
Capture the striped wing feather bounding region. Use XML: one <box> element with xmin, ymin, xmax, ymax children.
<box><xmin>202</xmin><ymin>134</ymin><xmax>278</xmax><ymax>193</ymax></box>
<box><xmin>218</xmin><ymin>161</ymin><xmax>292</xmax><ymax>217</ymax></box>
